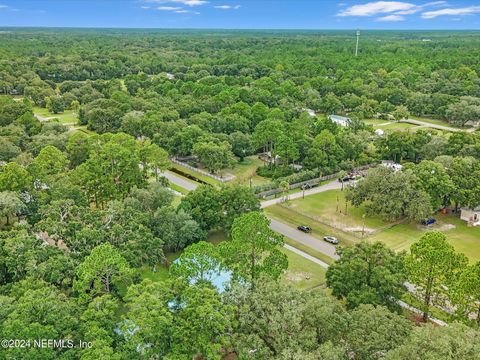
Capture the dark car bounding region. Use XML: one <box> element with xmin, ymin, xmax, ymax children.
<box><xmin>338</xmin><ymin>173</ymin><xmax>355</xmax><ymax>182</ymax></box>
<box><xmin>421</xmin><ymin>218</ymin><xmax>436</xmax><ymax>226</ymax></box>
<box><xmin>323</xmin><ymin>236</ymin><xmax>339</xmax><ymax>245</ymax></box>
<box><xmin>297</xmin><ymin>225</ymin><xmax>312</xmax><ymax>233</ymax></box>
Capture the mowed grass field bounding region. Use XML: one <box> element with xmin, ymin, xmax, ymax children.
<box><xmin>280</xmin><ymin>247</ymin><xmax>326</xmax><ymax>290</ymax></box>
<box><xmin>363</xmin><ymin>119</ymin><xmax>417</xmax><ymax>132</ymax></box>
<box><xmin>33</xmin><ymin>106</ymin><xmax>79</xmax><ymax>124</ymax></box>
<box><xmin>226</xmin><ymin>156</ymin><xmax>270</xmax><ymax>187</ymax></box>
<box><xmin>267</xmin><ymin>189</ymin><xmax>480</xmax><ymax>262</ymax></box>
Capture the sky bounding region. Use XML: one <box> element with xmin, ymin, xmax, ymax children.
<box><xmin>0</xmin><ymin>0</ymin><xmax>479</xmax><ymax>29</ymax></box>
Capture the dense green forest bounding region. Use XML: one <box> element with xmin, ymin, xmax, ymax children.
<box><xmin>1</xmin><ymin>29</ymin><xmax>480</xmax><ymax>359</ymax></box>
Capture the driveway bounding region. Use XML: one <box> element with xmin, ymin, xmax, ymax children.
<box><xmin>261</xmin><ymin>179</ymin><xmax>343</xmax><ymax>208</ymax></box>
<box><xmin>401</xmin><ymin>118</ymin><xmax>476</xmax><ymax>133</ymax></box>
<box><xmin>270</xmin><ymin>218</ymin><xmax>339</xmax><ymax>260</ymax></box>
<box><xmin>160</xmin><ymin>170</ymin><xmax>198</xmax><ymax>191</ymax></box>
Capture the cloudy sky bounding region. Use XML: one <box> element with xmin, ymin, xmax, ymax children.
<box><xmin>0</xmin><ymin>0</ymin><xmax>479</xmax><ymax>29</ymax></box>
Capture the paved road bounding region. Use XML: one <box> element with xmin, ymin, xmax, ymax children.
<box><xmin>261</xmin><ymin>179</ymin><xmax>343</xmax><ymax>208</ymax></box>
<box><xmin>270</xmin><ymin>218</ymin><xmax>340</xmax><ymax>260</ymax></box>
<box><xmin>160</xmin><ymin>170</ymin><xmax>198</xmax><ymax>191</ymax></box>
<box><xmin>401</xmin><ymin>118</ymin><xmax>476</xmax><ymax>133</ymax></box>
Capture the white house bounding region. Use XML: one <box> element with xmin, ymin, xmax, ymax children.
<box><xmin>329</xmin><ymin>114</ymin><xmax>350</xmax><ymax>127</ymax></box>
<box><xmin>460</xmin><ymin>207</ymin><xmax>480</xmax><ymax>226</ymax></box>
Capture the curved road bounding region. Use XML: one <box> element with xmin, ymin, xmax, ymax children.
<box><xmin>160</xmin><ymin>170</ymin><xmax>199</xmax><ymax>191</ymax></box>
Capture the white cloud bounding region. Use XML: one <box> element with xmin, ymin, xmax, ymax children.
<box><xmin>175</xmin><ymin>9</ymin><xmax>200</xmax><ymax>14</ymax></box>
<box><xmin>338</xmin><ymin>1</ymin><xmax>448</xmax><ymax>18</ymax></box>
<box><xmin>338</xmin><ymin>1</ymin><xmax>419</xmax><ymax>16</ymax></box>
<box><xmin>421</xmin><ymin>6</ymin><xmax>480</xmax><ymax>19</ymax></box>
<box><xmin>144</xmin><ymin>0</ymin><xmax>208</xmax><ymax>6</ymax></box>
<box><xmin>377</xmin><ymin>14</ymin><xmax>406</xmax><ymax>21</ymax></box>
<box><xmin>214</xmin><ymin>5</ymin><xmax>241</xmax><ymax>10</ymax></box>
<box><xmin>0</xmin><ymin>4</ymin><xmax>8</xmax><ymax>9</ymax></box>
<box><xmin>156</xmin><ymin>6</ymin><xmax>182</xmax><ymax>10</ymax></box>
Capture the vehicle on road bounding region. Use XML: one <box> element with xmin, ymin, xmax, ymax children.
<box><xmin>323</xmin><ymin>236</ymin><xmax>339</xmax><ymax>244</ymax></box>
<box><xmin>421</xmin><ymin>218</ymin><xmax>436</xmax><ymax>226</ymax></box>
<box><xmin>297</xmin><ymin>225</ymin><xmax>312</xmax><ymax>233</ymax></box>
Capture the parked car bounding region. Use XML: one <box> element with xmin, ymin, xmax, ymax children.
<box><xmin>338</xmin><ymin>172</ymin><xmax>355</xmax><ymax>182</ymax></box>
<box><xmin>323</xmin><ymin>236</ymin><xmax>339</xmax><ymax>244</ymax></box>
<box><xmin>421</xmin><ymin>218</ymin><xmax>436</xmax><ymax>226</ymax></box>
<box><xmin>297</xmin><ymin>225</ymin><xmax>312</xmax><ymax>233</ymax></box>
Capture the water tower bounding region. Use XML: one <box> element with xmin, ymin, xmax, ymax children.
<box><xmin>355</xmin><ymin>30</ymin><xmax>360</xmax><ymax>57</ymax></box>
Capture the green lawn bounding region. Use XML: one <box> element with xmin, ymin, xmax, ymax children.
<box><xmin>363</xmin><ymin>119</ymin><xmax>417</xmax><ymax>132</ymax></box>
<box><xmin>280</xmin><ymin>247</ymin><xmax>326</xmax><ymax>290</ymax></box>
<box><xmin>267</xmin><ymin>190</ymin><xmax>480</xmax><ymax>262</ymax></box>
<box><xmin>381</xmin><ymin>122</ymin><xmax>417</xmax><ymax>131</ymax></box>
<box><xmin>284</xmin><ymin>189</ymin><xmax>388</xmax><ymax>234</ymax></box>
<box><xmin>369</xmin><ymin>214</ymin><xmax>480</xmax><ymax>262</ymax></box>
<box><xmin>226</xmin><ymin>156</ymin><xmax>270</xmax><ymax>187</ymax></box>
<box><xmin>33</xmin><ymin>106</ymin><xmax>79</xmax><ymax>124</ymax></box>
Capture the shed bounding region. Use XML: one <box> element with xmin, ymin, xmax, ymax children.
<box><xmin>460</xmin><ymin>207</ymin><xmax>480</xmax><ymax>226</ymax></box>
<box><xmin>329</xmin><ymin>114</ymin><xmax>350</xmax><ymax>127</ymax></box>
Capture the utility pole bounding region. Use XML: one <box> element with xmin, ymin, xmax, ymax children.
<box><xmin>355</xmin><ymin>30</ymin><xmax>360</xmax><ymax>57</ymax></box>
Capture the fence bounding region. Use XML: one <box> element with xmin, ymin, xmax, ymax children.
<box><xmin>255</xmin><ymin>163</ymin><xmax>376</xmax><ymax>198</ymax></box>
<box><xmin>171</xmin><ymin>158</ymin><xmax>236</xmax><ymax>183</ymax></box>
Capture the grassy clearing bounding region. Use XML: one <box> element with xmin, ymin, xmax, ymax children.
<box><xmin>226</xmin><ymin>156</ymin><xmax>270</xmax><ymax>187</ymax></box>
<box><xmin>280</xmin><ymin>247</ymin><xmax>326</xmax><ymax>290</ymax></box>
<box><xmin>267</xmin><ymin>189</ymin><xmax>480</xmax><ymax>262</ymax></box>
<box><xmin>363</xmin><ymin>119</ymin><xmax>417</xmax><ymax>132</ymax></box>
<box><xmin>283</xmin><ymin>189</ymin><xmax>388</xmax><ymax>234</ymax></box>
<box><xmin>368</xmin><ymin>214</ymin><xmax>480</xmax><ymax>262</ymax></box>
<box><xmin>33</xmin><ymin>106</ymin><xmax>78</xmax><ymax>124</ymax></box>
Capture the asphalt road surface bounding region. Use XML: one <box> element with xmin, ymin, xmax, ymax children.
<box><xmin>270</xmin><ymin>218</ymin><xmax>340</xmax><ymax>260</ymax></box>
<box><xmin>160</xmin><ymin>170</ymin><xmax>198</xmax><ymax>191</ymax></box>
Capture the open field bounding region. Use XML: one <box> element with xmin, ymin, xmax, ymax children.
<box><xmin>226</xmin><ymin>156</ymin><xmax>270</xmax><ymax>187</ymax></box>
<box><xmin>363</xmin><ymin>119</ymin><xmax>417</xmax><ymax>132</ymax></box>
<box><xmin>280</xmin><ymin>247</ymin><xmax>326</xmax><ymax>289</ymax></box>
<box><xmin>268</xmin><ymin>189</ymin><xmax>480</xmax><ymax>262</ymax></box>
<box><xmin>33</xmin><ymin>106</ymin><xmax>78</xmax><ymax>124</ymax></box>
<box><xmin>368</xmin><ymin>214</ymin><xmax>480</xmax><ymax>262</ymax></box>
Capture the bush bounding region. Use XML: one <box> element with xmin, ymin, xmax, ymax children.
<box><xmin>256</xmin><ymin>166</ymin><xmax>294</xmax><ymax>179</ymax></box>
